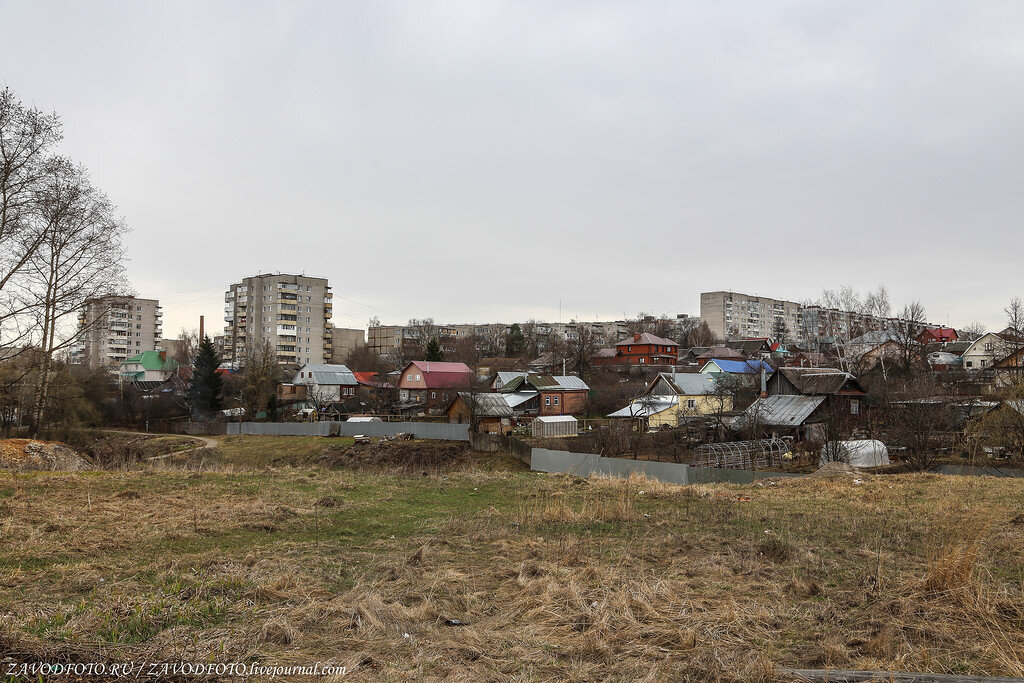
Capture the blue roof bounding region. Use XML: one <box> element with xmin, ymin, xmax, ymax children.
<box><xmin>702</xmin><ymin>359</ymin><xmax>774</xmax><ymax>374</ymax></box>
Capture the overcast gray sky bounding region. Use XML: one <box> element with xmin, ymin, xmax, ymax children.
<box><xmin>2</xmin><ymin>1</ymin><xmax>1022</xmax><ymax>336</ymax></box>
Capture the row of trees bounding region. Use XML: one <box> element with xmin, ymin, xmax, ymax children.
<box><xmin>1</xmin><ymin>88</ymin><xmax>130</xmax><ymax>435</ymax></box>
<box><xmin>372</xmin><ymin>314</ymin><xmax>719</xmax><ymax>376</ymax></box>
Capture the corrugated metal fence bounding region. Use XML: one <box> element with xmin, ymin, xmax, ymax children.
<box><xmin>529</xmin><ymin>448</ymin><xmax>800</xmax><ymax>485</ymax></box>
<box><xmin>226</xmin><ymin>421</ymin><xmax>470</xmax><ymax>441</ymax></box>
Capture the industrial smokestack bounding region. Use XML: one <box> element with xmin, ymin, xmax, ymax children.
<box><xmin>199</xmin><ymin>315</ymin><xmax>205</xmax><ymax>341</ymax></box>
<box><xmin>760</xmin><ymin>366</ymin><xmax>767</xmax><ymax>398</ymax></box>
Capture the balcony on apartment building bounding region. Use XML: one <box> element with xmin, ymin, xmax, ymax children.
<box><xmin>277</xmin><ymin>292</ymin><xmax>298</xmax><ymax>301</ymax></box>
<box><xmin>276</xmin><ymin>325</ymin><xmax>297</xmax><ymax>335</ymax></box>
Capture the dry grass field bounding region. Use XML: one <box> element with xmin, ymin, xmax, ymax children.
<box><xmin>1</xmin><ymin>435</ymin><xmax>1024</xmax><ymax>681</ymax></box>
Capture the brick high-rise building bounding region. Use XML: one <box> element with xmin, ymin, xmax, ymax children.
<box><xmin>223</xmin><ymin>273</ymin><xmax>332</xmax><ymax>366</ymax></box>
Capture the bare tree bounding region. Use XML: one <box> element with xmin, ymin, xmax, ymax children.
<box><xmin>890</xmin><ymin>300</ymin><xmax>928</xmax><ymax>377</ymax></box>
<box><xmin>958</xmin><ymin>322</ymin><xmax>985</xmax><ymax>342</ymax></box>
<box><xmin>1003</xmin><ymin>297</ymin><xmax>1024</xmax><ymax>380</ymax></box>
<box><xmin>239</xmin><ymin>339</ymin><xmax>280</xmax><ymax>419</ymax></box>
<box><xmin>0</xmin><ymin>89</ymin><xmax>63</xmax><ymax>370</ymax></box>
<box><xmin>883</xmin><ymin>375</ymin><xmax>954</xmax><ymax>470</ymax></box>
<box><xmin>686</xmin><ymin>320</ymin><xmax>717</xmax><ymax>348</ymax></box>
<box><xmin>25</xmin><ymin>159</ymin><xmax>128</xmax><ymax>434</ymax></box>
<box><xmin>566</xmin><ymin>323</ymin><xmax>598</xmax><ymax>375</ymax></box>
<box><xmin>171</xmin><ymin>328</ymin><xmax>199</xmax><ymax>367</ymax></box>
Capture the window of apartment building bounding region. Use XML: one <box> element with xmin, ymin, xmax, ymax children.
<box><xmin>306</xmin><ymin>318</ymin><xmax>311</xmax><ymax>323</ymax></box>
<box><xmin>136</xmin><ymin>315</ymin><xmax>141</xmax><ymax>320</ymax></box>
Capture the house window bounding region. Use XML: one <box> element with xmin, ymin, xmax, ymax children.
<box><xmin>851</xmin><ymin>400</ymin><xmax>860</xmax><ymax>415</ymax></box>
<box><xmin>431</xmin><ymin>391</ymin><xmax>436</xmax><ymax>399</ymax></box>
<box><xmin>544</xmin><ymin>396</ymin><xmax>551</xmax><ymax>406</ymax></box>
<box><xmin>966</xmin><ymin>361</ymin><xmax>973</xmax><ymax>368</ymax></box>
<box><xmin>687</xmin><ymin>399</ymin><xmax>697</xmax><ymax>409</ymax></box>
<box><xmin>553</xmin><ymin>396</ymin><xmax>559</xmax><ymax>406</ymax></box>
<box><xmin>640</xmin><ymin>357</ymin><xmax>645</xmax><ymax>363</ymax></box>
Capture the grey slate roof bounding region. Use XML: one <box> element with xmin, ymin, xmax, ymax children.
<box><xmin>458</xmin><ymin>392</ymin><xmax>515</xmax><ymax>417</ymax></box>
<box><xmin>654</xmin><ymin>372</ymin><xmax>725</xmax><ymax>396</ymax></box>
<box><xmin>741</xmin><ymin>394</ymin><xmax>825</xmax><ymax>427</ymax></box>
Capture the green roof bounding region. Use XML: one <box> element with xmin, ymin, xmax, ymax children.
<box><xmin>121</xmin><ymin>350</ymin><xmax>177</xmax><ymax>371</ymax></box>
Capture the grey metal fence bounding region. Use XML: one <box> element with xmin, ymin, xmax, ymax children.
<box><xmin>530</xmin><ymin>447</ymin><xmax>802</xmax><ymax>485</ymax></box>
<box><xmin>226</xmin><ymin>421</ymin><xmax>470</xmax><ymax>441</ymax></box>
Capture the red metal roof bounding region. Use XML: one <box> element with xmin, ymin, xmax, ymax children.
<box><xmin>407</xmin><ymin>361</ymin><xmax>474</xmax><ymax>389</ymax></box>
<box><xmin>924</xmin><ymin>327</ymin><xmax>957</xmax><ymax>341</ymax></box>
<box><xmin>354</xmin><ymin>371</ymin><xmax>393</xmax><ymax>388</ymax></box>
<box><xmin>615</xmin><ymin>332</ymin><xmax>678</xmax><ymax>347</ymax></box>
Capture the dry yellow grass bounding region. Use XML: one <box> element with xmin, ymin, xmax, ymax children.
<box><xmin>1</xmin><ymin>442</ymin><xmax>1023</xmax><ymax>680</ymax></box>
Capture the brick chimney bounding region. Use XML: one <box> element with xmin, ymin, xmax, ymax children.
<box><xmin>633</xmin><ymin>333</ymin><xmax>641</xmax><ymax>342</ymax></box>
<box><xmin>159</xmin><ymin>350</ymin><xmax>167</xmax><ymax>363</ymax></box>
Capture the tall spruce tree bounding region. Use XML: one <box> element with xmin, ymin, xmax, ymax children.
<box><xmin>189</xmin><ymin>336</ymin><xmax>223</xmax><ymax>416</ymax></box>
<box><xmin>506</xmin><ymin>323</ymin><xmax>526</xmax><ymax>357</ymax></box>
<box><xmin>425</xmin><ymin>337</ymin><xmax>444</xmax><ymax>361</ymax></box>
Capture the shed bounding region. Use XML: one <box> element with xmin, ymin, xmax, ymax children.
<box><xmin>347</xmin><ymin>416</ymin><xmax>382</xmax><ymax>423</ymax></box>
<box><xmin>532</xmin><ymin>415</ymin><xmax>578</xmax><ymax>438</ymax></box>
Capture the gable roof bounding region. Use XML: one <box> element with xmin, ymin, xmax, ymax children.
<box><xmin>405</xmin><ymin>360</ymin><xmax>474</xmax><ymax>389</ymax></box>
<box><xmin>452</xmin><ymin>392</ymin><xmax>515</xmax><ymax>417</ymax></box>
<box><xmin>849</xmin><ymin>330</ymin><xmax>900</xmax><ymax>346</ymax></box>
<box><xmin>121</xmin><ymin>350</ymin><xmax>177</xmax><ymax>371</ymax></box>
<box><xmin>615</xmin><ymin>332</ymin><xmax>678</xmax><ymax>347</ymax></box>
<box><xmin>701</xmin><ymin>359</ymin><xmax>774</xmax><ymax>375</ymax></box>
<box><xmin>920</xmin><ymin>327</ymin><xmax>957</xmax><ymax>342</ymax></box>
<box><xmin>607</xmin><ymin>395</ymin><xmax>678</xmax><ymax>418</ymax></box>
<box><xmin>353</xmin><ymin>371</ymin><xmax>392</xmax><ymax>388</ymax></box>
<box><xmin>698</xmin><ymin>346</ymin><xmax>746</xmax><ymax>360</ymax></box>
<box><xmin>594</xmin><ymin>348</ymin><xmax>618</xmax><ymax>358</ymax></box>
<box><xmin>295</xmin><ymin>363</ymin><xmax>357</xmax><ymax>386</ymax></box>
<box><xmin>726</xmin><ymin>339</ymin><xmax>771</xmax><ymax>355</ymax></box>
<box><xmin>773</xmin><ymin>367</ymin><xmax>866</xmax><ymax>395</ymax></box>
<box><xmin>741</xmin><ymin>394</ymin><xmax>826</xmax><ymax>427</ymax></box>
<box><xmin>498</xmin><ymin>373</ymin><xmax>590</xmax><ymax>392</ymax></box>
<box><xmin>649</xmin><ymin>372</ymin><xmax>727</xmax><ymax>397</ymax></box>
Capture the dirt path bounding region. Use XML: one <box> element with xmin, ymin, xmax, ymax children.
<box><xmin>100</xmin><ymin>430</ymin><xmax>219</xmax><ymax>460</ymax></box>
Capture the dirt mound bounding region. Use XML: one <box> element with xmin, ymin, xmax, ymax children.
<box><xmin>808</xmin><ymin>461</ymin><xmax>859</xmax><ymax>478</ymax></box>
<box><xmin>321</xmin><ymin>440</ymin><xmax>472</xmax><ymax>474</ymax></box>
<box><xmin>0</xmin><ymin>439</ymin><xmax>91</xmax><ymax>471</ymax></box>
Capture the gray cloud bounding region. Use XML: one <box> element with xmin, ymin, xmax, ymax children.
<box><xmin>2</xmin><ymin>0</ymin><xmax>1021</xmax><ymax>334</ymax></box>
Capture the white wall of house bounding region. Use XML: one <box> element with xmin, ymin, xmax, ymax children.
<box><xmin>962</xmin><ymin>333</ymin><xmax>1008</xmax><ymax>370</ymax></box>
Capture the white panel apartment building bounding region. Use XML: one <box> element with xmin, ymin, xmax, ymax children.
<box><xmin>700</xmin><ymin>292</ymin><xmax>803</xmax><ymax>343</ymax></box>
<box><xmin>701</xmin><ymin>291</ymin><xmax>927</xmax><ymax>346</ymax></box>
<box><xmin>224</xmin><ymin>274</ymin><xmax>333</xmax><ymax>366</ymax></box>
<box><xmin>71</xmin><ymin>296</ymin><xmax>163</xmax><ymax>368</ymax></box>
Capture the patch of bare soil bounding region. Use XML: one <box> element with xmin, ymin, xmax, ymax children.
<box><xmin>320</xmin><ymin>440</ymin><xmax>473</xmax><ymax>475</ymax></box>
<box><xmin>0</xmin><ymin>439</ymin><xmax>90</xmax><ymax>471</ymax></box>
<box><xmin>808</xmin><ymin>461</ymin><xmax>860</xmax><ymax>478</ymax></box>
